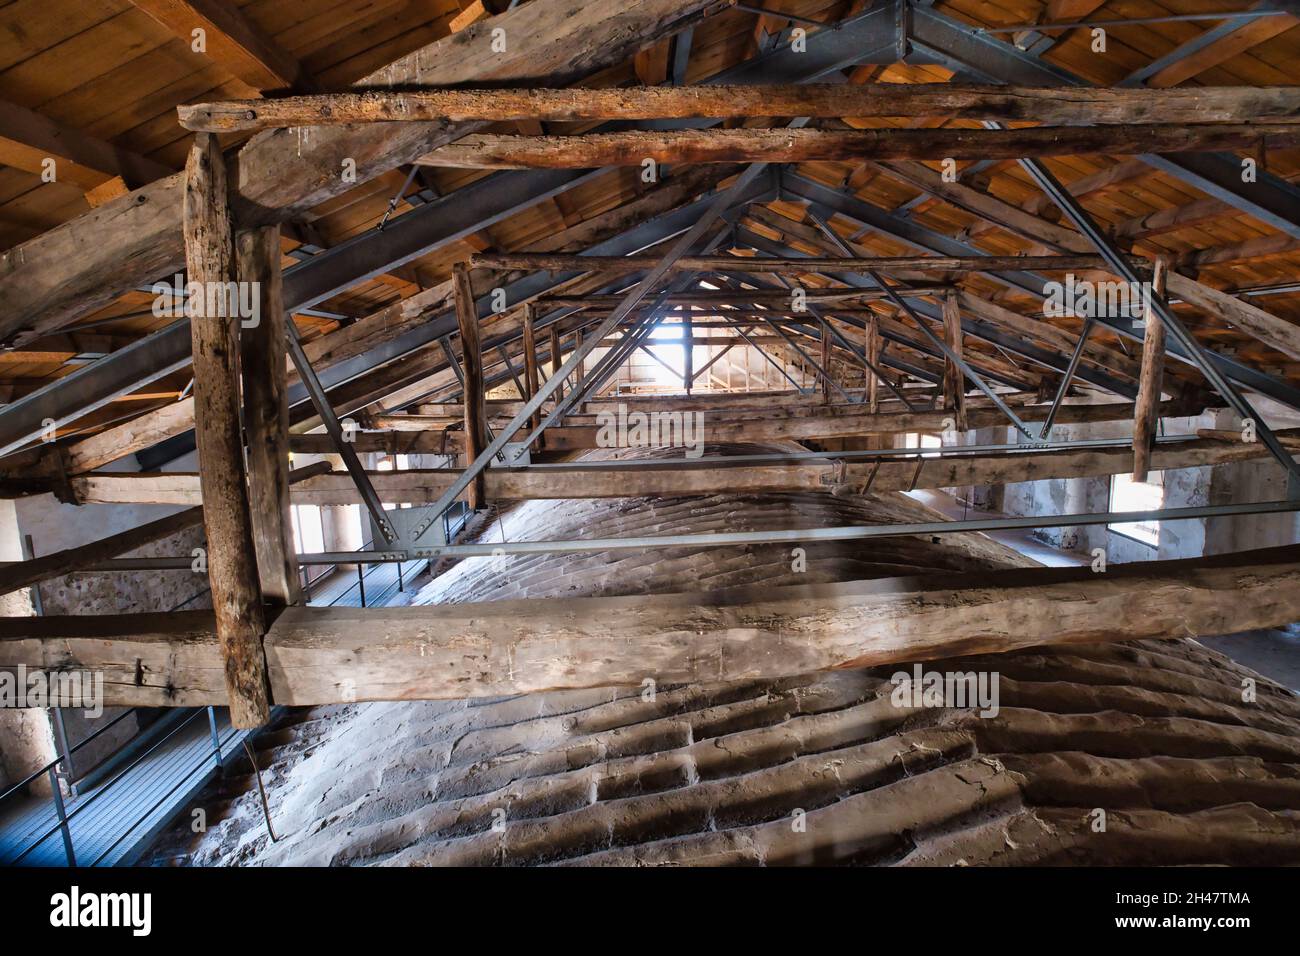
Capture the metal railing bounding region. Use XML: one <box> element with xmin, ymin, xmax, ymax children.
<box><xmin>0</xmin><ymin>705</ymin><xmax>237</xmax><ymax>866</ymax></box>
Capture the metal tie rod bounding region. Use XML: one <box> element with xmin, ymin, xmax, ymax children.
<box><xmin>285</xmin><ymin>319</ymin><xmax>396</xmax><ymax>543</ymax></box>
<box><xmin>1012</xmin><ymin>142</ymin><xmax>1300</xmax><ymax>483</ymax></box>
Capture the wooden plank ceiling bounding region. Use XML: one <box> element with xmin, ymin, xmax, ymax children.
<box><xmin>0</xmin><ymin>0</ymin><xmax>1297</xmax><ymax>440</ymax></box>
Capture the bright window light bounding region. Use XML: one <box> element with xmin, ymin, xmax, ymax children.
<box><xmin>1109</xmin><ymin>471</ymin><xmax>1164</xmax><ymax>546</ymax></box>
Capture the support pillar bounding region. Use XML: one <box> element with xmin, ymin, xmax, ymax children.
<box><xmin>183</xmin><ymin>131</ymin><xmax>270</xmax><ymax>728</ymax></box>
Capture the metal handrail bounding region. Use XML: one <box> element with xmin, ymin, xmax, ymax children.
<box><xmin>10</xmin><ymin>707</ymin><xmax>211</xmax><ymax>865</ymax></box>
<box><xmin>0</xmin><ymin>707</ymin><xmax>139</xmax><ymax>806</ymax></box>
<box><xmin>90</xmin><ymin>719</ymin><xmax>245</xmax><ymax>866</ymax></box>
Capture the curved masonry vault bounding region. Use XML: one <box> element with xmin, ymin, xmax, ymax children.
<box><xmin>148</xmin><ymin>445</ymin><xmax>1300</xmax><ymax>866</ymax></box>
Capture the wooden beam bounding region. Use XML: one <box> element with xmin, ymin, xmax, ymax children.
<box><xmin>1178</xmin><ymin>231</ymin><xmax>1300</xmax><ymax>269</ymax></box>
<box><xmin>472</xmin><ymin>252</ymin><xmax>1131</xmax><ymax>273</ymax></box>
<box><xmin>7</xmin><ymin>546</ymin><xmax>1300</xmax><ymax>707</ymax></box>
<box><xmin>183</xmin><ymin>132</ymin><xmax>269</xmax><ymax>729</ymax></box>
<box><xmin>237</xmin><ymin>224</ymin><xmax>300</xmax><ymax>606</ymax></box>
<box><xmin>0</xmin><ymin>98</ymin><xmax>174</xmax><ymax>191</ymax></box>
<box><xmin>421</xmin><ymin>125</ymin><xmax>1300</xmax><ymax>169</ymax></box>
<box><xmin>1147</xmin><ymin>14</ymin><xmax>1300</xmax><ymax>88</ymax></box>
<box><xmin>1113</xmin><ymin>195</ymin><xmax>1233</xmax><ymax>241</ymax></box>
<box><xmin>1164</xmin><ymin>273</ymin><xmax>1300</xmax><ymax>362</ymax></box>
<box><xmin>865</xmin><ymin>316</ymin><xmax>880</xmax><ymax>414</ymax></box>
<box><xmin>819</xmin><ymin>323</ymin><xmax>832</xmax><ymax>402</ymax></box>
<box><xmin>70</xmin><ymin>432</ymin><xmax>1292</xmax><ymax>506</ymax></box>
<box><xmin>875</xmin><ymin>160</ymin><xmax>1084</xmax><ymax>252</ymax></box>
<box><xmin>550</xmin><ymin>325</ymin><xmax>564</xmax><ymax>403</ymax></box>
<box><xmin>522</xmin><ymin>303</ymin><xmax>542</xmax><ymax>434</ymax></box>
<box><xmin>546</xmin><ymin>287</ymin><xmax>952</xmax><ymax>306</ymax></box>
<box><xmin>941</xmin><ymin>292</ymin><xmax>967</xmax><ymax>431</ymax></box>
<box><xmin>1133</xmin><ymin>259</ymin><xmax>1169</xmax><ymax>483</ymax></box>
<box><xmin>0</xmin><ymin>463</ymin><xmax>329</xmax><ymax>595</ymax></box>
<box><xmin>0</xmin><ymin>509</ymin><xmax>202</xmax><ymax>598</ymax></box>
<box><xmin>129</xmin><ymin>0</ymin><xmax>313</xmax><ymax>92</ymax></box>
<box><xmin>177</xmin><ymin>84</ymin><xmax>1300</xmax><ymax>132</ymax></box>
<box><xmin>453</xmin><ymin>262</ymin><xmax>487</xmax><ymax>510</ymax></box>
<box><xmin>285</xmin><ymin>397</ymin><xmax>1178</xmax><ymax>455</ymax></box>
<box><xmin>1</xmin><ymin>0</ymin><xmax>727</xmax><ymax>344</ymax></box>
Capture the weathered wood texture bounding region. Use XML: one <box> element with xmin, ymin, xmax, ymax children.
<box><xmin>237</xmin><ymin>224</ymin><xmax>301</xmax><ymax>605</ymax></box>
<box><xmin>453</xmin><ymin>262</ymin><xmax>487</xmax><ymax>510</ymax></box>
<box><xmin>472</xmin><ymin>252</ymin><xmax>1133</xmax><ymax>273</ymax></box>
<box><xmin>69</xmin><ymin>429</ymin><xmax>1285</xmax><ymax>507</ymax></box>
<box><xmin>178</xmin><ymin>84</ymin><xmax>1300</xmax><ymax>131</ymax></box>
<box><xmin>0</xmin><ymin>0</ymin><xmax>730</xmax><ymax>344</ymax></box>
<box><xmin>5</xmin><ymin>546</ymin><xmax>1300</xmax><ymax>707</ymax></box>
<box><xmin>941</xmin><ymin>292</ymin><xmax>967</xmax><ymax>430</ymax></box>
<box><xmin>1133</xmin><ymin>259</ymin><xmax>1169</xmax><ymax>482</ymax></box>
<box><xmin>522</xmin><ymin>304</ymin><xmax>542</xmax><ymax>433</ymax></box>
<box><xmin>184</xmin><ymin>132</ymin><xmax>269</xmax><ymax>729</ymax></box>
<box><xmin>424</xmin><ymin>125</ymin><xmax>1300</xmax><ymax>169</ymax></box>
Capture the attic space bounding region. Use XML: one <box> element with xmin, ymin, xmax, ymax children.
<box><xmin>1</xmin><ymin>0</ymin><xmax>1300</xmax><ymax>886</ymax></box>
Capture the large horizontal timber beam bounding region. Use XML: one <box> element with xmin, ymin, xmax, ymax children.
<box><xmin>906</xmin><ymin>3</ymin><xmax>1300</xmax><ymax>241</ymax></box>
<box><xmin>470</xmin><ymin>252</ymin><xmax>1136</xmax><ymax>273</ymax></box>
<box><xmin>6</xmin><ymin>545</ymin><xmax>1300</xmax><ymax>708</ymax></box>
<box><xmin>65</xmin><ymin>431</ymin><xmax>1291</xmax><ymax>508</ymax></box>
<box><xmin>179</xmin><ymin>84</ymin><xmax>1300</xmax><ymax>132</ymax></box>
<box><xmin>422</xmin><ymin>124</ymin><xmax>1300</xmax><ymax>169</ymax></box>
<box><xmin>0</xmin><ymin>1</ymin><xmax>902</xmax><ymax>462</ymax></box>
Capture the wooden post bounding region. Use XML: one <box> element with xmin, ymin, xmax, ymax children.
<box><xmin>237</xmin><ymin>224</ymin><xmax>301</xmax><ymax>607</ymax></box>
<box><xmin>549</xmin><ymin>325</ymin><xmax>564</xmax><ymax>402</ymax></box>
<box><xmin>522</xmin><ymin>303</ymin><xmax>541</xmax><ymax>433</ymax></box>
<box><xmin>1134</xmin><ymin>258</ymin><xmax>1169</xmax><ymax>482</ymax></box>
<box><xmin>183</xmin><ymin>132</ymin><xmax>270</xmax><ymax>729</ymax></box>
<box><xmin>575</xmin><ymin>330</ymin><xmax>586</xmax><ymax>390</ymax></box>
<box><xmin>942</xmin><ymin>292</ymin><xmax>968</xmax><ymax>431</ymax></box>
<box><xmin>820</xmin><ymin>324</ymin><xmax>832</xmax><ymax>402</ymax></box>
<box><xmin>865</xmin><ymin>315</ymin><xmax>880</xmax><ymax>414</ymax></box>
<box><xmin>453</xmin><ymin>261</ymin><xmax>487</xmax><ymax>510</ymax></box>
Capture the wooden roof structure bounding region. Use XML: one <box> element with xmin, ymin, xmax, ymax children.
<box><xmin>2</xmin><ymin>0</ymin><xmax>1300</xmax><ymax>727</ymax></box>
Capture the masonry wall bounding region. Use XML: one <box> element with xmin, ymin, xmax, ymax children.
<box><xmin>969</xmin><ymin>403</ymin><xmax>1300</xmax><ymax>564</ymax></box>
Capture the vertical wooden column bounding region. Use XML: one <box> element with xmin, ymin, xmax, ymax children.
<box><xmin>183</xmin><ymin>132</ymin><xmax>269</xmax><ymax>729</ymax></box>
<box><xmin>819</xmin><ymin>324</ymin><xmax>832</xmax><ymax>402</ymax></box>
<box><xmin>1133</xmin><ymin>257</ymin><xmax>1169</xmax><ymax>482</ymax></box>
<box><xmin>549</xmin><ymin>326</ymin><xmax>564</xmax><ymax>402</ymax></box>
<box><xmin>942</xmin><ymin>293</ymin><xmax>968</xmax><ymax>431</ymax></box>
<box><xmin>522</xmin><ymin>303</ymin><xmax>541</xmax><ymax>433</ymax></box>
<box><xmin>237</xmin><ymin>224</ymin><xmax>301</xmax><ymax>607</ymax></box>
<box><xmin>864</xmin><ymin>315</ymin><xmax>880</xmax><ymax>414</ymax></box>
<box><xmin>453</xmin><ymin>261</ymin><xmax>487</xmax><ymax>510</ymax></box>
<box><xmin>575</xmin><ymin>330</ymin><xmax>586</xmax><ymax>391</ymax></box>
